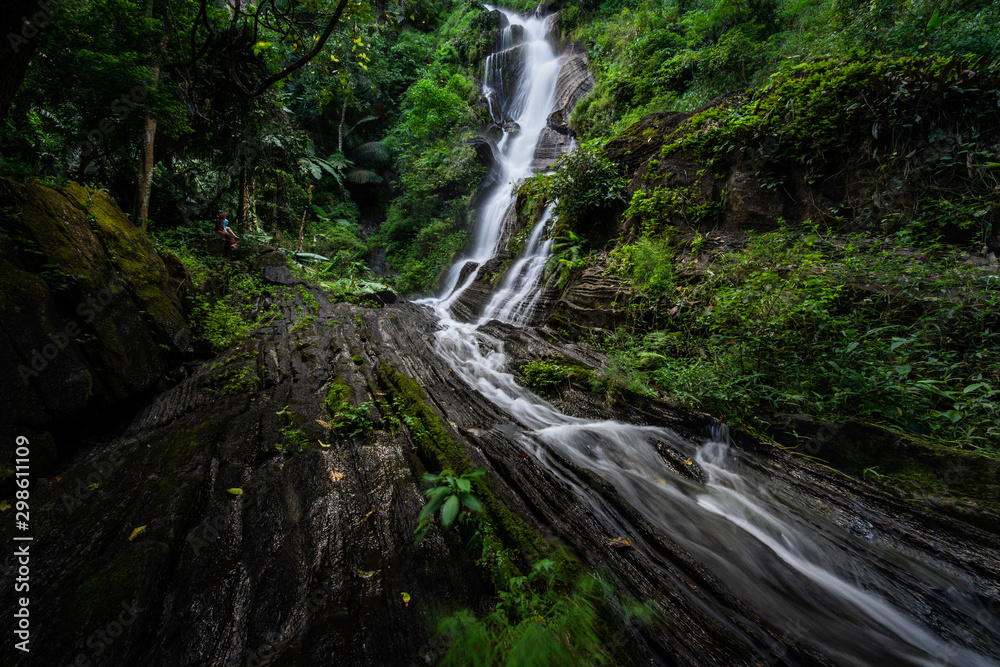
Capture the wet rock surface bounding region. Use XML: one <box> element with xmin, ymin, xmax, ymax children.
<box><xmin>4</xmin><ymin>280</ymin><xmax>998</xmax><ymax>665</ymax></box>
<box><xmin>0</xmin><ymin>179</ymin><xmax>191</xmax><ymax>481</ymax></box>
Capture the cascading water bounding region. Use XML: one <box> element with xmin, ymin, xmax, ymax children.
<box><xmin>421</xmin><ymin>6</ymin><xmax>1000</xmax><ymax>664</ymax></box>
<box><xmin>434</xmin><ymin>6</ymin><xmax>560</xmax><ymax>308</ymax></box>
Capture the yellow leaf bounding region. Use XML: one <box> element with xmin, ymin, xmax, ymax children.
<box><xmin>227</xmin><ymin>488</ymin><xmax>244</xmax><ymax>496</ymax></box>
<box><xmin>316</xmin><ymin>419</ymin><xmax>331</xmax><ymax>429</ymax></box>
<box><xmin>329</xmin><ymin>469</ymin><xmax>344</xmax><ymax>482</ymax></box>
<box><xmin>0</xmin><ymin>499</ymin><xmax>12</xmax><ymax>511</ymax></box>
<box><xmin>319</xmin><ymin>439</ymin><xmax>332</xmax><ymax>448</ymax></box>
<box><xmin>401</xmin><ymin>592</ymin><xmax>411</xmax><ymax>606</ymax></box>
<box><xmin>128</xmin><ymin>525</ymin><xmax>147</xmax><ymax>541</ymax></box>
<box><xmin>363</xmin><ymin>509</ymin><xmax>377</xmax><ymax>522</ymax></box>
<box><xmin>683</xmin><ymin>458</ymin><xmax>693</xmax><ymax>466</ymax></box>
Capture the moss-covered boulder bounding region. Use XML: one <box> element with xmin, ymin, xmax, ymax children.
<box><xmin>0</xmin><ymin>178</ymin><xmax>191</xmax><ymax>481</ymax></box>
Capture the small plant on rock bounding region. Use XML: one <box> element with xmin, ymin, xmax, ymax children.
<box><xmin>414</xmin><ymin>467</ymin><xmax>485</xmax><ymax>544</ymax></box>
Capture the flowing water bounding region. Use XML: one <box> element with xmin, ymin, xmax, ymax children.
<box><xmin>421</xmin><ymin>7</ymin><xmax>1000</xmax><ymax>665</ymax></box>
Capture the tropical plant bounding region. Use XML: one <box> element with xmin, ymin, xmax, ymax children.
<box><xmin>414</xmin><ymin>467</ymin><xmax>485</xmax><ymax>544</ymax></box>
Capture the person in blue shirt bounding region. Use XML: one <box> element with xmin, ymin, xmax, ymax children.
<box><xmin>215</xmin><ymin>214</ymin><xmax>238</xmax><ymax>255</ymax></box>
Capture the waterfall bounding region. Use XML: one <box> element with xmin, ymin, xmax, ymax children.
<box><xmin>433</xmin><ymin>7</ymin><xmax>560</xmax><ymax>308</ymax></box>
<box><xmin>420</xmin><ymin>6</ymin><xmax>1000</xmax><ymax>664</ymax></box>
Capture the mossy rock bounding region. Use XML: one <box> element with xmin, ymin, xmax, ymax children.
<box><xmin>760</xmin><ymin>414</ymin><xmax>1000</xmax><ymax>531</ymax></box>
<box><xmin>61</xmin><ymin>182</ymin><xmax>188</xmax><ymax>347</ymax></box>
<box><xmin>0</xmin><ymin>178</ymin><xmax>192</xmax><ymax>478</ymax></box>
<box><xmin>376</xmin><ymin>363</ymin><xmax>545</xmax><ymax>558</ymax></box>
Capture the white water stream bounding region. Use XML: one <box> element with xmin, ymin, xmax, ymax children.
<box><xmin>420</xmin><ymin>7</ymin><xmax>999</xmax><ymax>664</ymax></box>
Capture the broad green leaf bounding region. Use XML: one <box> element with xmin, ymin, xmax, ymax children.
<box><xmin>440</xmin><ymin>495</ymin><xmax>460</xmax><ymax>528</ymax></box>
<box><xmin>418</xmin><ymin>493</ymin><xmax>447</xmax><ymax>521</ymax></box>
<box><xmin>940</xmin><ymin>410</ymin><xmax>964</xmax><ymax>423</ymax></box>
<box><xmin>458</xmin><ymin>492</ymin><xmax>482</xmax><ymax>512</ymax></box>
<box><xmin>927</xmin><ymin>8</ymin><xmax>942</xmax><ymax>30</ymax></box>
<box><xmin>456</xmin><ymin>477</ymin><xmax>471</xmax><ymax>493</ymax></box>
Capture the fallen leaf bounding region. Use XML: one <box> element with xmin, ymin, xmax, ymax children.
<box><xmin>318</xmin><ymin>440</ymin><xmax>332</xmax><ymax>448</ymax></box>
<box><xmin>363</xmin><ymin>509</ymin><xmax>376</xmax><ymax>522</ymax></box>
<box><xmin>606</xmin><ymin>536</ymin><xmax>632</xmax><ymax>548</ymax></box>
<box><xmin>683</xmin><ymin>458</ymin><xmax>693</xmax><ymax>466</ymax></box>
<box><xmin>328</xmin><ymin>469</ymin><xmax>344</xmax><ymax>483</ymax></box>
<box><xmin>655</xmin><ymin>478</ymin><xmax>666</xmax><ymax>484</ymax></box>
<box><xmin>0</xmin><ymin>500</ymin><xmax>11</xmax><ymax>511</ymax></box>
<box><xmin>401</xmin><ymin>592</ymin><xmax>411</xmax><ymax>607</ymax></box>
<box><xmin>128</xmin><ymin>525</ymin><xmax>147</xmax><ymax>541</ymax></box>
<box><xmin>356</xmin><ymin>569</ymin><xmax>376</xmax><ymax>579</ymax></box>
<box><xmin>227</xmin><ymin>488</ymin><xmax>244</xmax><ymax>496</ymax></box>
<box><xmin>316</xmin><ymin>419</ymin><xmax>332</xmax><ymax>429</ymax></box>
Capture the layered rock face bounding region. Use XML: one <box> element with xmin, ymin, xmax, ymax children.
<box><xmin>4</xmin><ymin>273</ymin><xmax>997</xmax><ymax>666</ymax></box>
<box><xmin>534</xmin><ymin>40</ymin><xmax>594</xmax><ymax>171</ymax></box>
<box><xmin>0</xmin><ymin>179</ymin><xmax>191</xmax><ymax>479</ymax></box>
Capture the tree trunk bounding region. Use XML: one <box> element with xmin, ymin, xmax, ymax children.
<box><xmin>0</xmin><ymin>0</ymin><xmax>46</xmax><ymax>124</ymax></box>
<box><xmin>272</xmin><ymin>182</ymin><xmax>279</xmax><ymax>234</ymax></box>
<box><xmin>338</xmin><ymin>100</ymin><xmax>346</xmax><ymax>153</ymax></box>
<box><xmin>237</xmin><ymin>164</ymin><xmax>249</xmax><ymax>229</ymax></box>
<box><xmin>136</xmin><ymin>103</ymin><xmax>157</xmax><ymax>231</ymax></box>
<box><xmin>135</xmin><ymin>6</ymin><xmax>167</xmax><ymax>230</ymax></box>
<box><xmin>296</xmin><ymin>208</ymin><xmax>306</xmax><ymax>253</ymax></box>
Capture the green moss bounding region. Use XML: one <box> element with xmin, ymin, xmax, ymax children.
<box><xmin>63</xmin><ymin>183</ymin><xmax>186</xmax><ymax>334</ymax></box>
<box><xmin>70</xmin><ymin>546</ymin><xmax>146</xmax><ymax>623</ymax></box>
<box><xmin>325</xmin><ymin>379</ymin><xmax>352</xmax><ymax>414</ymax></box>
<box><xmin>377</xmin><ymin>363</ymin><xmax>543</xmax><ymax>556</ymax></box>
<box><xmin>15</xmin><ymin>181</ymin><xmax>106</xmax><ymax>283</ymax></box>
<box><xmin>0</xmin><ymin>253</ymin><xmax>51</xmax><ymax>313</ymax></box>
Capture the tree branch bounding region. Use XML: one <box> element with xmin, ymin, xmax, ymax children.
<box><xmin>248</xmin><ymin>0</ymin><xmax>351</xmax><ymax>97</ymax></box>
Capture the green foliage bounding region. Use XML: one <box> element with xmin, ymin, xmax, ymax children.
<box><xmin>377</xmin><ymin>31</ymin><xmax>488</xmax><ymax>294</ymax></box>
<box><xmin>549</xmin><ymin>147</ymin><xmax>627</xmax><ymax>233</ymax></box>
<box><xmin>607</xmin><ymin>228</ymin><xmax>676</xmax><ymax>298</ymax></box>
<box><xmin>598</xmin><ymin>227</ymin><xmax>1000</xmax><ymax>453</ymax></box>
<box><xmin>437</xmin><ymin>555</ymin><xmax>617</xmax><ymax>667</ymax></box>
<box><xmin>334</xmin><ymin>402</ymin><xmax>376</xmax><ymax>437</ymax></box>
<box><xmin>520</xmin><ymin>360</ymin><xmax>574</xmax><ymax>392</ymax></box>
<box><xmin>188</xmin><ymin>270</ymin><xmax>275</xmax><ymax>352</ymax></box>
<box><xmin>414</xmin><ymin>467</ymin><xmax>485</xmax><ymax>543</ymax></box>
<box><xmin>543</xmin><ymin>231</ymin><xmax>588</xmax><ymax>291</ymax></box>
<box><xmin>567</xmin><ymin>0</ymin><xmax>1000</xmax><ymax>144</ymax></box>
<box><xmin>325</xmin><ymin>381</ymin><xmax>375</xmax><ymax>437</ymax></box>
<box><xmin>625</xmin><ymin>183</ymin><xmax>721</xmax><ymax>232</ymax></box>
<box><xmin>190</xmin><ymin>295</ymin><xmax>252</xmax><ymax>352</ymax></box>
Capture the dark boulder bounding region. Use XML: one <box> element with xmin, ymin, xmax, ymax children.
<box><xmin>0</xmin><ymin>179</ymin><xmax>191</xmax><ymax>481</ymax></box>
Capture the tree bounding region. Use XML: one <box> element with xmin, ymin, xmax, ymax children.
<box><xmin>0</xmin><ymin>0</ymin><xmax>49</xmax><ymax>124</ymax></box>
